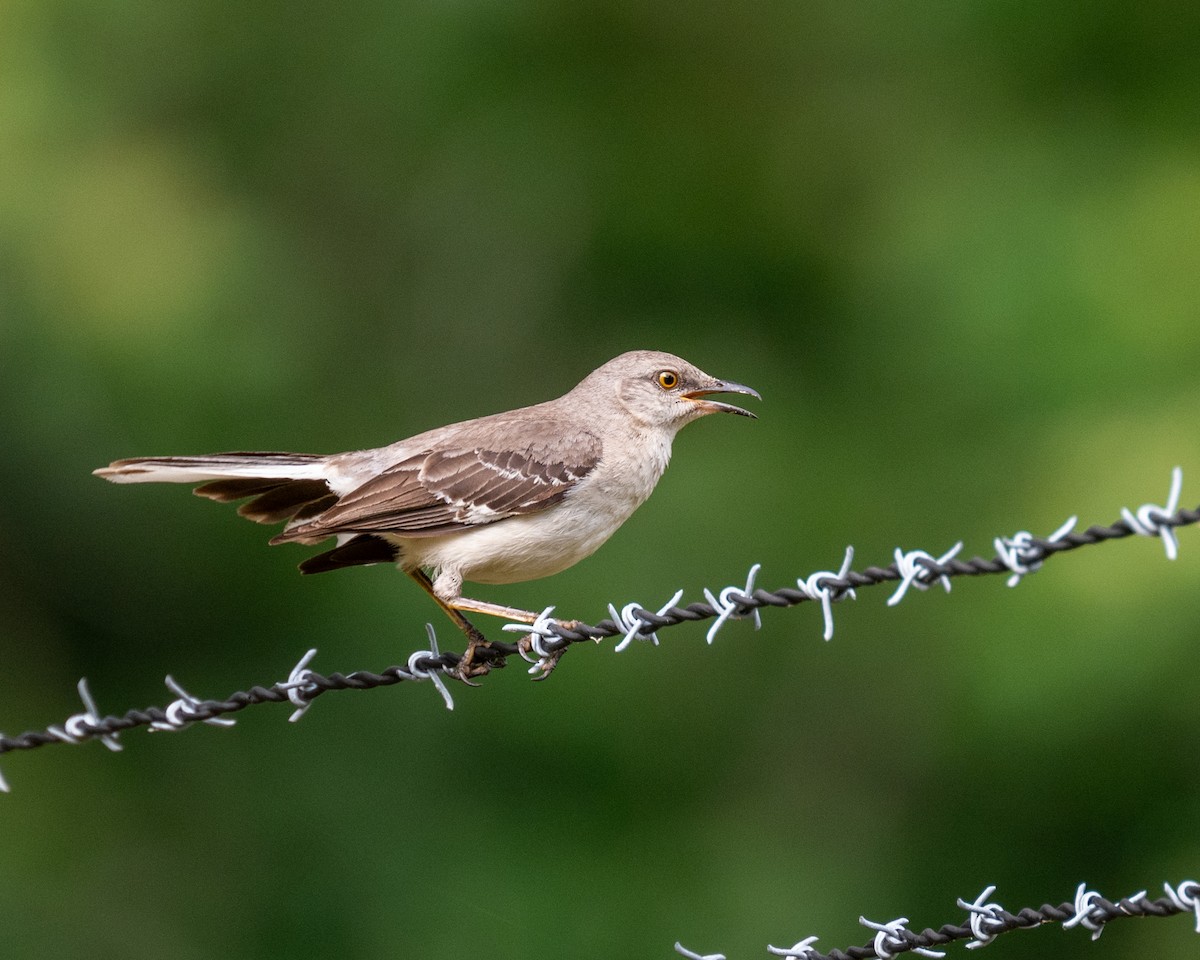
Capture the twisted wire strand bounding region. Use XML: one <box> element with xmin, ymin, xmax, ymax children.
<box><xmin>807</xmin><ymin>893</ymin><xmax>1166</xmax><ymax>960</ymax></box>
<box><xmin>680</xmin><ymin>880</ymin><xmax>1200</xmax><ymax>959</ymax></box>
<box><xmin>536</xmin><ymin>503</ymin><xmax>1200</xmax><ymax>647</ymax></box>
<box><xmin>676</xmin><ymin>883</ymin><xmax>1200</xmax><ymax>960</ymax></box>
<box><xmin>1</xmin><ymin>500</ymin><xmax>1197</xmax><ymax>760</ymax></box>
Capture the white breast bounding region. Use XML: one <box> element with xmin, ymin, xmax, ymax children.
<box><xmin>399</xmin><ymin>427</ymin><xmax>674</xmax><ymax>587</ymax></box>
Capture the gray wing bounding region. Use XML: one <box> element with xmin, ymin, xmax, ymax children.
<box><xmin>274</xmin><ymin>431</ymin><xmax>601</xmax><ymax>542</ymax></box>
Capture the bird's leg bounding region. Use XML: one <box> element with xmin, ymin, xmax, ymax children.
<box><xmin>406</xmin><ymin>569</ymin><xmax>493</xmax><ymax>682</ymax></box>
<box><xmin>407</xmin><ymin>570</ymin><xmax>580</xmax><ymax>681</ymax></box>
<box><xmin>448</xmin><ymin>597</ymin><xmax>542</xmax><ymax>623</ymax></box>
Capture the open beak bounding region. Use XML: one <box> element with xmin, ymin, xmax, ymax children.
<box><xmin>682</xmin><ymin>380</ymin><xmax>761</xmax><ymax>419</ymax></box>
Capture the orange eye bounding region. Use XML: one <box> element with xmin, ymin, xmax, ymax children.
<box><xmin>657</xmin><ymin>370</ymin><xmax>679</xmax><ymax>390</ymax></box>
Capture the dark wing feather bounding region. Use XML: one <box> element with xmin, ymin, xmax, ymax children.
<box><xmin>299</xmin><ymin>534</ymin><xmax>400</xmax><ymax>574</ymax></box>
<box><xmin>193</xmin><ymin>477</ymin><xmax>335</xmax><ymax>525</ymax></box>
<box><xmin>275</xmin><ymin>429</ymin><xmax>601</xmax><ymax>543</ymax></box>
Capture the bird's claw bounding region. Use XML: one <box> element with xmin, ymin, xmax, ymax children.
<box><xmin>517</xmin><ymin>618</ymin><xmax>578</xmax><ymax>680</ymax></box>
<box><xmin>455</xmin><ymin>668</ymin><xmax>484</xmax><ymax>686</ymax></box>
<box><xmin>527</xmin><ymin>645</ymin><xmax>566</xmax><ymax>681</ymax></box>
<box><xmin>454</xmin><ymin>634</ymin><xmax>494</xmax><ymax>684</ymax></box>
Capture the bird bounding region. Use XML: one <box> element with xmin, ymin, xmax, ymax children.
<box><xmin>94</xmin><ymin>350</ymin><xmax>759</xmax><ymax>677</ymax></box>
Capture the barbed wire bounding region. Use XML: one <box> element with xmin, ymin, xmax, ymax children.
<box><xmin>0</xmin><ymin>467</ymin><xmax>1195</xmax><ymax>791</ymax></box>
<box><xmin>506</xmin><ymin>467</ymin><xmax>1192</xmax><ymax>674</ymax></box>
<box><xmin>674</xmin><ymin>878</ymin><xmax>1200</xmax><ymax>960</ymax></box>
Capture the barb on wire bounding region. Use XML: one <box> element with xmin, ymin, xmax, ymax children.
<box><xmin>504</xmin><ymin>606</ymin><xmax>567</xmax><ymax>678</ymax></box>
<box><xmin>284</xmin><ymin>648</ymin><xmax>321</xmax><ymax>722</ymax></box>
<box><xmin>794</xmin><ymin>546</ymin><xmax>856</xmax><ymax>640</ymax></box>
<box><xmin>681</xmin><ymin>879</ymin><xmax>1200</xmax><ymax>960</ymax></box>
<box><xmin>859</xmin><ymin>916</ymin><xmax>945</xmax><ymax>959</ymax></box>
<box><xmin>1</xmin><ymin>467</ymin><xmax>1198</xmax><ymax>784</ymax></box>
<box><xmin>887</xmin><ymin>542</ymin><xmax>963</xmax><ymax>607</ymax></box>
<box><xmin>149</xmin><ymin>676</ymin><xmax>238</xmax><ymax>732</ymax></box>
<box><xmin>1122</xmin><ymin>465</ymin><xmax>1184</xmax><ymax>560</ymax></box>
<box><xmin>46</xmin><ymin>679</ymin><xmax>123</xmax><ymax>753</ymax></box>
<box><xmin>703</xmin><ymin>563</ymin><xmax>763</xmax><ymax>644</ymax></box>
<box><xmin>404</xmin><ymin>624</ymin><xmax>455</xmax><ymax>711</ymax></box>
<box><xmin>956</xmin><ymin>885</ymin><xmax>1005</xmax><ymax>949</ymax></box>
<box><xmin>608</xmin><ymin>589</ymin><xmax>685</xmax><ymax>652</ymax></box>
<box><xmin>1063</xmin><ymin>882</ymin><xmax>1108</xmax><ymax>941</ymax></box>
<box><xmin>994</xmin><ymin>515</ymin><xmax>1077</xmax><ymax>587</ymax></box>
<box><xmin>1164</xmin><ymin>877</ymin><xmax>1200</xmax><ymax>933</ymax></box>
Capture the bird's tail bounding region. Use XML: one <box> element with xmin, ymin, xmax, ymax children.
<box><xmin>93</xmin><ymin>452</ymin><xmax>337</xmax><ymax>525</ymax></box>
<box><xmin>94</xmin><ymin>451</ymin><xmax>328</xmax><ymax>484</ymax></box>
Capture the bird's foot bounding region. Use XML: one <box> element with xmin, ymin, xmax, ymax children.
<box><xmin>518</xmin><ymin>619</ymin><xmax>580</xmax><ymax>681</ymax></box>
<box><xmin>522</xmin><ymin>641</ymin><xmax>565</xmax><ymax>680</ymax></box>
<box><xmin>455</xmin><ymin>630</ymin><xmax>494</xmax><ymax>684</ymax></box>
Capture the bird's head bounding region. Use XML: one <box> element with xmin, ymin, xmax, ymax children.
<box><xmin>584</xmin><ymin>350</ymin><xmax>760</xmax><ymax>432</ymax></box>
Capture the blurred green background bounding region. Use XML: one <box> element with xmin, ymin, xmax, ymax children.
<box><xmin>1</xmin><ymin>1</ymin><xmax>1198</xmax><ymax>957</ymax></box>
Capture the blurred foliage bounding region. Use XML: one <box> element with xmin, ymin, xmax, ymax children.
<box><xmin>1</xmin><ymin>1</ymin><xmax>1198</xmax><ymax>958</ymax></box>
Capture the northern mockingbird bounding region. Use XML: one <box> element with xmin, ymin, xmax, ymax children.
<box><xmin>95</xmin><ymin>350</ymin><xmax>759</xmax><ymax>676</ymax></box>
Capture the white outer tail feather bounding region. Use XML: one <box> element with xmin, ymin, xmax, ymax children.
<box><xmin>94</xmin><ymin>455</ymin><xmax>331</xmax><ymax>485</ymax></box>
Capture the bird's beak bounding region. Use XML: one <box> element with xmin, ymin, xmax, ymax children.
<box><xmin>682</xmin><ymin>380</ymin><xmax>761</xmax><ymax>419</ymax></box>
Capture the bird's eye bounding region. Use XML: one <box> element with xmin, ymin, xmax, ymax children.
<box><xmin>657</xmin><ymin>370</ymin><xmax>679</xmax><ymax>390</ymax></box>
